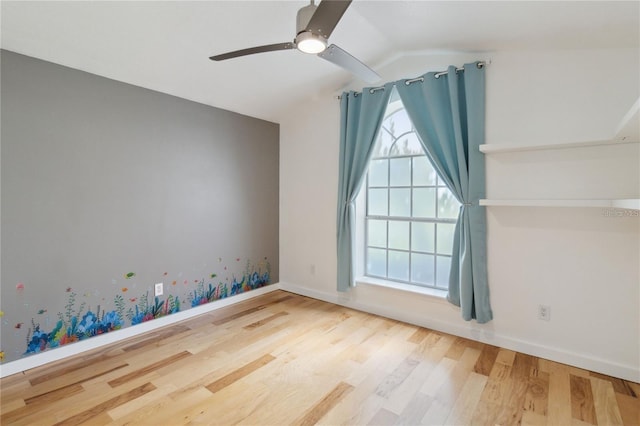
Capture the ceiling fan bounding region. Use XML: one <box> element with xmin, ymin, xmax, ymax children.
<box><xmin>209</xmin><ymin>0</ymin><xmax>381</xmax><ymax>84</ymax></box>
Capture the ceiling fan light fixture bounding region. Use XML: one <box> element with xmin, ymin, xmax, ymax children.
<box><xmin>296</xmin><ymin>31</ymin><xmax>327</xmax><ymax>54</ymax></box>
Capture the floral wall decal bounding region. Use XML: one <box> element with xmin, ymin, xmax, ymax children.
<box><xmin>14</xmin><ymin>260</ymin><xmax>270</xmax><ymax>359</ymax></box>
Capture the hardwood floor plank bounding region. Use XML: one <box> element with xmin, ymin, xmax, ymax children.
<box><xmin>53</xmin><ymin>382</ymin><xmax>156</xmax><ymax>426</ymax></box>
<box><xmin>208</xmin><ymin>293</ymin><xmax>294</xmax><ymax>327</ymax></box>
<box><xmin>205</xmin><ymin>353</ymin><xmax>275</xmax><ymax>393</ymax></box>
<box><xmin>28</xmin><ymin>355</ymin><xmax>125</xmax><ymax>386</ymax></box>
<box><xmin>421</xmin><ymin>347</ymin><xmax>481</xmax><ymax>424</ymax></box>
<box><xmin>497</xmin><ymin>377</ymin><xmax>529</xmax><ymax>424</ymax></box>
<box><xmin>419</xmin><ymin>356</ymin><xmax>457</xmax><ymax>396</ymax></box>
<box><xmin>293</xmin><ymin>381</ymin><xmax>354</xmax><ymax>426</ymax></box>
<box><xmin>546</xmin><ymin>361</ymin><xmax>574</xmax><ymax>426</ymax></box>
<box><xmin>570</xmin><ymin>374</ymin><xmax>598</xmax><ymax>424</ymax></box>
<box><xmin>615</xmin><ymin>392</ymin><xmax>640</xmax><ymax>426</ymax></box>
<box><xmin>211</xmin><ymin>304</ymin><xmax>268</xmax><ymax>326</ymax></box>
<box><xmin>510</xmin><ymin>352</ymin><xmax>538</xmax><ymax>380</ymax></box>
<box><xmin>243</xmin><ymin>311</ymin><xmax>289</xmax><ymax>329</ymax></box>
<box><xmin>0</xmin><ymin>383</ymin><xmax>80</xmax><ymax>425</ymax></box>
<box><xmin>524</xmin><ymin>369</ymin><xmax>549</xmax><ymax>416</ymax></box>
<box><xmin>367</xmin><ymin>407</ymin><xmax>398</xmax><ymax>425</ymax></box>
<box><xmin>24</xmin><ymin>383</ymin><xmax>85</xmax><ymax>406</ymax></box>
<box><xmin>119</xmin><ymin>324</ymin><xmax>191</xmax><ymax>352</ymax></box>
<box><xmin>395</xmin><ymin>391</ymin><xmax>434</xmax><ymax>425</ymax></box>
<box><xmin>521</xmin><ymin>410</ymin><xmax>548</xmax><ymax>426</ymax></box>
<box><xmin>479</xmin><ymin>362</ymin><xmax>512</xmax><ymax>404</ymax></box>
<box><xmin>443</xmin><ymin>337</ymin><xmax>468</xmax><ymax>360</ymax></box>
<box><xmin>374</xmin><ymin>356</ymin><xmax>420</xmax><ymax>398</ymax></box>
<box><xmin>470</xmin><ymin>400</ymin><xmax>501</xmax><ymax>426</ymax></box>
<box><xmin>495</xmin><ymin>347</ymin><xmax>517</xmax><ymax>366</ymax></box>
<box><xmin>590</xmin><ymin>371</ymin><xmax>638</xmax><ymax>398</ymax></box>
<box><xmin>105</xmin><ymin>384</ymin><xmax>179</xmax><ymax>422</ymax></box>
<box><xmin>24</xmin><ymin>363</ymin><xmax>128</xmax><ymax>401</ymax></box>
<box><xmin>443</xmin><ymin>371</ymin><xmax>488</xmax><ymax>425</ymax></box>
<box><xmin>487</xmin><ymin>352</ymin><xmax>535</xmax><ymax>426</ymax></box>
<box><xmin>317</xmin><ymin>368</ymin><xmax>389</xmax><ymax>425</ymax></box>
<box><xmin>0</xmin><ymin>397</ymin><xmax>26</xmax><ymax>414</ymax></box>
<box><xmin>625</xmin><ymin>381</ymin><xmax>640</xmax><ymax>398</ymax></box>
<box><xmin>407</xmin><ymin>327</ymin><xmax>431</xmax><ymax>344</ymax></box>
<box><xmin>107</xmin><ymin>350</ymin><xmax>191</xmax><ymax>387</ymax></box>
<box><xmin>382</xmin><ymin>333</ymin><xmax>453</xmax><ymax>415</ymax></box>
<box><xmin>381</xmin><ymin>362</ymin><xmax>434</xmax><ymax>416</ymax></box>
<box><xmin>591</xmin><ymin>376</ymin><xmax>624</xmax><ymax>426</ymax></box>
<box><xmin>474</xmin><ymin>344</ymin><xmax>500</xmax><ymax>376</ymax></box>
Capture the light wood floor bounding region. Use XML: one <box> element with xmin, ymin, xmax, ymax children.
<box><xmin>1</xmin><ymin>290</ymin><xmax>638</xmax><ymax>425</ymax></box>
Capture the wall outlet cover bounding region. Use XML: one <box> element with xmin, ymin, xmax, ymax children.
<box><xmin>538</xmin><ymin>304</ymin><xmax>551</xmax><ymax>321</ymax></box>
<box><xmin>154</xmin><ymin>283</ymin><xmax>163</xmax><ymax>297</ymax></box>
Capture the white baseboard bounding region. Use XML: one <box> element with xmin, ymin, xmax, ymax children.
<box><xmin>0</xmin><ymin>283</ymin><xmax>281</xmax><ymax>378</ymax></box>
<box><xmin>279</xmin><ymin>281</ymin><xmax>640</xmax><ymax>383</ymax></box>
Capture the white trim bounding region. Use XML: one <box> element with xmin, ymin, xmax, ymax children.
<box><xmin>356</xmin><ymin>276</ymin><xmax>448</xmax><ymax>300</ymax></box>
<box><xmin>279</xmin><ymin>281</ymin><xmax>640</xmax><ymax>383</ymax></box>
<box><xmin>0</xmin><ymin>283</ymin><xmax>281</xmax><ymax>378</ymax></box>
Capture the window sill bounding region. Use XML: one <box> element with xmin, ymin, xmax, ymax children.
<box><xmin>355</xmin><ymin>276</ymin><xmax>448</xmax><ymax>300</ymax></box>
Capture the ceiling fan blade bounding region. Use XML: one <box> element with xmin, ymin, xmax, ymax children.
<box><xmin>305</xmin><ymin>0</ymin><xmax>352</xmax><ymax>39</ymax></box>
<box><xmin>318</xmin><ymin>44</ymin><xmax>381</xmax><ymax>83</ymax></box>
<box><xmin>210</xmin><ymin>42</ymin><xmax>295</xmax><ymax>61</ymax></box>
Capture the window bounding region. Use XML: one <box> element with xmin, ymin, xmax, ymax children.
<box><xmin>363</xmin><ymin>90</ymin><xmax>460</xmax><ymax>290</ymax></box>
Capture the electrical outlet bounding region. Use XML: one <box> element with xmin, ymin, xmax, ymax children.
<box><xmin>310</xmin><ymin>264</ymin><xmax>316</xmax><ymax>276</ymax></box>
<box><xmin>538</xmin><ymin>304</ymin><xmax>550</xmax><ymax>321</ymax></box>
<box><xmin>154</xmin><ymin>282</ymin><xmax>163</xmax><ymax>297</ymax></box>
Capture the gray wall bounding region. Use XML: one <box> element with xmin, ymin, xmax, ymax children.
<box><xmin>1</xmin><ymin>50</ymin><xmax>279</xmax><ymax>363</ymax></box>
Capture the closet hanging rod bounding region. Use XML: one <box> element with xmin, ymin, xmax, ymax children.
<box><xmin>336</xmin><ymin>61</ymin><xmax>487</xmax><ymax>99</ymax></box>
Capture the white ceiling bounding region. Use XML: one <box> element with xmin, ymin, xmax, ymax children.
<box><xmin>2</xmin><ymin>1</ymin><xmax>638</xmax><ymax>123</ymax></box>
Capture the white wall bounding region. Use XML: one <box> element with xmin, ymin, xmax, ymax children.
<box><xmin>279</xmin><ymin>48</ymin><xmax>639</xmax><ymax>381</ymax></box>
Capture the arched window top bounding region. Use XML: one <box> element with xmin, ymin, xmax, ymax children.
<box><xmin>373</xmin><ymin>95</ymin><xmax>423</xmax><ymax>158</ymax></box>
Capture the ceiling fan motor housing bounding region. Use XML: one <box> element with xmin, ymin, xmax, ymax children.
<box><xmin>296</xmin><ymin>2</ymin><xmax>318</xmax><ymax>35</ymax></box>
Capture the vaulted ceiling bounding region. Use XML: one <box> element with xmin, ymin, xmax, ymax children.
<box><xmin>2</xmin><ymin>1</ymin><xmax>638</xmax><ymax>122</ymax></box>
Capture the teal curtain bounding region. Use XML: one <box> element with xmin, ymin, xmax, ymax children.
<box><xmin>337</xmin><ymin>85</ymin><xmax>392</xmax><ymax>292</ymax></box>
<box><xmin>395</xmin><ymin>62</ymin><xmax>492</xmax><ymax>323</ymax></box>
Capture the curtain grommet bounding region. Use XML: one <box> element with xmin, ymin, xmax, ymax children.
<box><xmin>405</xmin><ymin>77</ymin><xmax>424</xmax><ymax>86</ymax></box>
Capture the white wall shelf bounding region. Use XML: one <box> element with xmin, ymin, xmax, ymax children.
<box><xmin>480</xmin><ymin>98</ymin><xmax>639</xmax><ymax>211</ymax></box>
<box><xmin>479</xmin><ymin>139</ymin><xmax>637</xmax><ymax>154</ymax></box>
<box><xmin>480</xmin><ymin>199</ymin><xmax>640</xmax><ymax>210</ymax></box>
<box><xmin>614</xmin><ymin>98</ymin><xmax>639</xmax><ymax>142</ymax></box>
<box><xmin>480</xmin><ymin>97</ymin><xmax>640</xmax><ymax>154</ymax></box>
